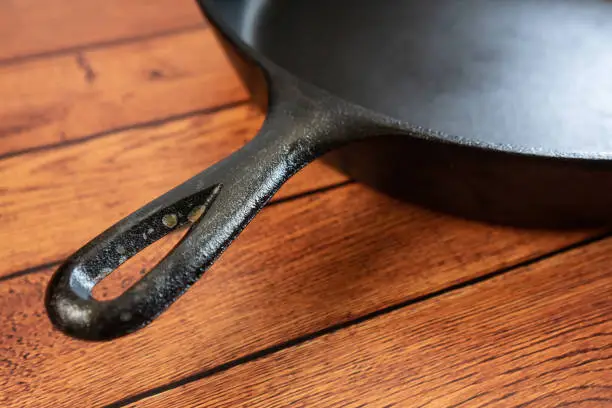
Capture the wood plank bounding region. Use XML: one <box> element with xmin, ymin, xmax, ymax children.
<box><xmin>0</xmin><ymin>182</ymin><xmax>592</xmax><ymax>407</ymax></box>
<box><xmin>0</xmin><ymin>28</ymin><xmax>249</xmax><ymax>157</ymax></box>
<box><xmin>0</xmin><ymin>104</ymin><xmax>347</xmax><ymax>279</ymax></box>
<box><xmin>128</xmin><ymin>239</ymin><xmax>612</xmax><ymax>408</ymax></box>
<box><xmin>0</xmin><ymin>0</ymin><xmax>203</xmax><ymax>62</ymax></box>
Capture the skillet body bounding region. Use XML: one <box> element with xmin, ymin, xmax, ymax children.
<box><xmin>42</xmin><ymin>0</ymin><xmax>612</xmax><ymax>342</ymax></box>
<box><xmin>200</xmin><ymin>0</ymin><xmax>612</xmax><ymax>228</ymax></box>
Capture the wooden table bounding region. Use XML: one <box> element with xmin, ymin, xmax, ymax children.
<box><xmin>1</xmin><ymin>2</ymin><xmax>610</xmax><ymax>407</ymax></box>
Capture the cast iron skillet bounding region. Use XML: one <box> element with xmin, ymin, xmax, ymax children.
<box><xmin>46</xmin><ymin>0</ymin><xmax>612</xmax><ymax>340</ymax></box>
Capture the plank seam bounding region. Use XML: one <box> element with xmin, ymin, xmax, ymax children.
<box><xmin>103</xmin><ymin>231</ymin><xmax>612</xmax><ymax>408</ymax></box>
<box><xmin>0</xmin><ymin>100</ymin><xmax>249</xmax><ymax>161</ymax></box>
<box><xmin>0</xmin><ymin>24</ymin><xmax>206</xmax><ymax>67</ymax></box>
<box><xmin>0</xmin><ymin>261</ymin><xmax>61</xmax><ymax>283</ymax></box>
<box><xmin>0</xmin><ymin>181</ymin><xmax>353</xmax><ymax>283</ymax></box>
<box><xmin>268</xmin><ymin>180</ymin><xmax>353</xmax><ymax>206</ymax></box>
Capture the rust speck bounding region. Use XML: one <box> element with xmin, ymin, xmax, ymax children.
<box><xmin>162</xmin><ymin>213</ymin><xmax>178</xmax><ymax>228</ymax></box>
<box><xmin>188</xmin><ymin>205</ymin><xmax>207</xmax><ymax>223</ymax></box>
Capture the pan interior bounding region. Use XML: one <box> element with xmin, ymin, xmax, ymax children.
<box><xmin>207</xmin><ymin>0</ymin><xmax>612</xmax><ymax>155</ymax></box>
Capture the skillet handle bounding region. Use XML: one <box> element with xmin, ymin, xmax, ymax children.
<box><xmin>45</xmin><ymin>79</ymin><xmax>353</xmax><ymax>341</ymax></box>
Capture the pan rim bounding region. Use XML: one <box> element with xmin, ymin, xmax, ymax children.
<box><xmin>198</xmin><ymin>0</ymin><xmax>612</xmax><ymax>164</ymax></box>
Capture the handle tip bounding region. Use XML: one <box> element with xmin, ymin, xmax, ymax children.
<box><xmin>45</xmin><ymin>262</ymin><xmax>147</xmax><ymax>342</ymax></box>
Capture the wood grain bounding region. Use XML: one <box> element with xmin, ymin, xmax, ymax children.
<box><xmin>129</xmin><ymin>239</ymin><xmax>612</xmax><ymax>408</ymax></box>
<box><xmin>0</xmin><ymin>104</ymin><xmax>347</xmax><ymax>279</ymax></box>
<box><xmin>0</xmin><ymin>0</ymin><xmax>203</xmax><ymax>62</ymax></box>
<box><xmin>3</xmin><ymin>2</ymin><xmax>610</xmax><ymax>407</ymax></box>
<box><xmin>0</xmin><ymin>28</ymin><xmax>249</xmax><ymax>157</ymax></box>
<box><xmin>0</xmin><ymin>182</ymin><xmax>593</xmax><ymax>407</ymax></box>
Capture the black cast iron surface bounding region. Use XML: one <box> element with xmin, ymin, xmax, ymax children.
<box><xmin>46</xmin><ymin>0</ymin><xmax>612</xmax><ymax>340</ymax></box>
<box><xmin>213</xmin><ymin>0</ymin><xmax>612</xmax><ymax>155</ymax></box>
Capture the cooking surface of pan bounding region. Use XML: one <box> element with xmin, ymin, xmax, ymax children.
<box><xmin>211</xmin><ymin>0</ymin><xmax>612</xmax><ymax>155</ymax></box>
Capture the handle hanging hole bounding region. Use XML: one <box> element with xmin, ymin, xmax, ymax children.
<box><xmin>80</xmin><ymin>184</ymin><xmax>220</xmax><ymax>301</ymax></box>
<box><xmin>91</xmin><ymin>227</ymin><xmax>189</xmax><ymax>300</ymax></box>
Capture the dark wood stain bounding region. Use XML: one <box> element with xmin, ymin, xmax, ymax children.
<box><xmin>0</xmin><ymin>108</ymin><xmax>61</xmax><ymax>139</ymax></box>
<box><xmin>75</xmin><ymin>52</ymin><xmax>96</xmax><ymax>83</ymax></box>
